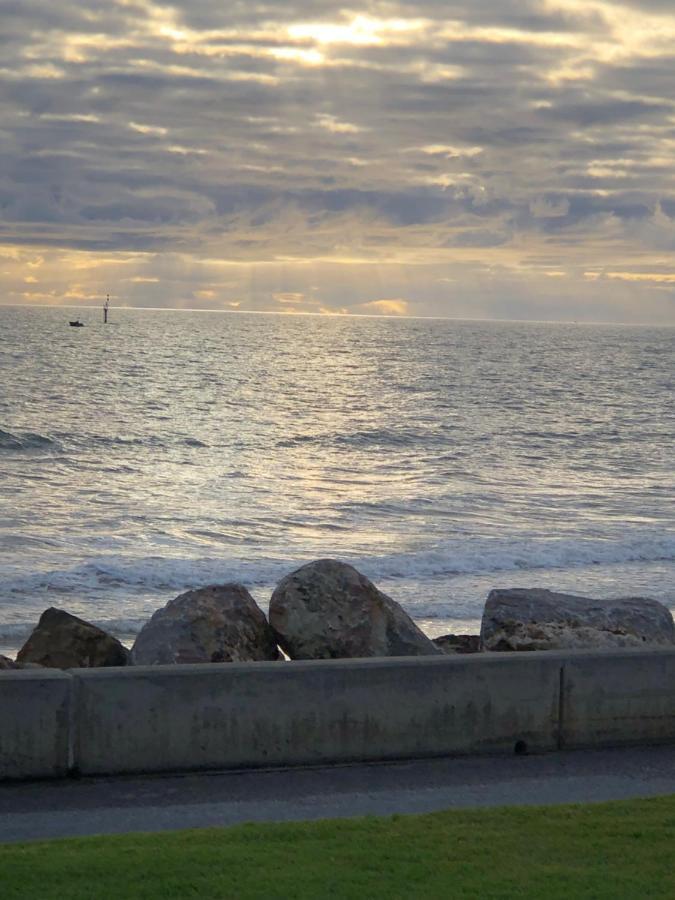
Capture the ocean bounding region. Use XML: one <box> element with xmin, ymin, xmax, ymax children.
<box><xmin>1</xmin><ymin>305</ymin><xmax>673</xmax><ymax>655</ymax></box>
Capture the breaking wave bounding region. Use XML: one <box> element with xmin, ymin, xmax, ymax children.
<box><xmin>2</xmin><ymin>531</ymin><xmax>674</xmax><ymax>601</ymax></box>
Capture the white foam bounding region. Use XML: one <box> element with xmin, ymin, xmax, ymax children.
<box><xmin>1</xmin><ymin>530</ymin><xmax>674</xmax><ymax>602</ymax></box>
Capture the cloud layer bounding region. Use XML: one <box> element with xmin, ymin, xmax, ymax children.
<box><xmin>2</xmin><ymin>0</ymin><xmax>675</xmax><ymax>321</ymax></box>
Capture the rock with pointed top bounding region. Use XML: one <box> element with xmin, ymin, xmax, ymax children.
<box><xmin>130</xmin><ymin>583</ymin><xmax>281</xmax><ymax>665</ymax></box>
<box><xmin>16</xmin><ymin>608</ymin><xmax>129</xmax><ymax>669</ymax></box>
<box><xmin>269</xmin><ymin>559</ymin><xmax>441</xmax><ymax>659</ymax></box>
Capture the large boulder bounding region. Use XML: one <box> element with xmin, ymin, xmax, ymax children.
<box><xmin>269</xmin><ymin>559</ymin><xmax>441</xmax><ymax>659</ymax></box>
<box><xmin>130</xmin><ymin>583</ymin><xmax>280</xmax><ymax>665</ymax></box>
<box><xmin>16</xmin><ymin>608</ymin><xmax>129</xmax><ymax>669</ymax></box>
<box><xmin>480</xmin><ymin>588</ymin><xmax>675</xmax><ymax>652</ymax></box>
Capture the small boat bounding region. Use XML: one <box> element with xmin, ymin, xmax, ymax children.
<box><xmin>69</xmin><ymin>320</ymin><xmax>84</xmax><ymax>327</ymax></box>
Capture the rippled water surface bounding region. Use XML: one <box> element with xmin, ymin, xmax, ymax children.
<box><xmin>1</xmin><ymin>305</ymin><xmax>673</xmax><ymax>650</ymax></box>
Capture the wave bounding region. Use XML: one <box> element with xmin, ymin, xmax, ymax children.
<box><xmin>85</xmin><ymin>434</ymin><xmax>208</xmax><ymax>449</ymax></box>
<box><xmin>0</xmin><ymin>428</ymin><xmax>60</xmax><ymax>453</ymax></box>
<box><xmin>2</xmin><ymin>531</ymin><xmax>674</xmax><ymax>600</ymax></box>
<box><xmin>276</xmin><ymin>427</ymin><xmax>448</xmax><ymax>450</ymax></box>
<box><xmin>363</xmin><ymin>534</ymin><xmax>675</xmax><ymax>580</ymax></box>
<box><xmin>0</xmin><ymin>432</ymin><xmax>210</xmax><ymax>453</ymax></box>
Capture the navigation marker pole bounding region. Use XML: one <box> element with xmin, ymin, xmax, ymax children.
<box><xmin>104</xmin><ymin>294</ymin><xmax>110</xmax><ymax>324</ymax></box>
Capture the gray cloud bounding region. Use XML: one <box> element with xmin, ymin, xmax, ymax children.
<box><xmin>1</xmin><ymin>0</ymin><xmax>675</xmax><ymax>321</ymax></box>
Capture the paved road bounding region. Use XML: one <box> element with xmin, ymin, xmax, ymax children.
<box><xmin>2</xmin><ymin>746</ymin><xmax>675</xmax><ymax>844</ymax></box>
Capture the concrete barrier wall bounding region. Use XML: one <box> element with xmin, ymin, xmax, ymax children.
<box><xmin>561</xmin><ymin>648</ymin><xmax>675</xmax><ymax>749</ymax></box>
<box><xmin>72</xmin><ymin>654</ymin><xmax>562</xmax><ymax>776</ymax></box>
<box><xmin>0</xmin><ymin>669</ymin><xmax>71</xmax><ymax>780</ymax></box>
<box><xmin>2</xmin><ymin>648</ymin><xmax>675</xmax><ymax>781</ymax></box>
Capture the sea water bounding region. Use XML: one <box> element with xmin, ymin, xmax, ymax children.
<box><xmin>0</xmin><ymin>305</ymin><xmax>673</xmax><ymax>653</ymax></box>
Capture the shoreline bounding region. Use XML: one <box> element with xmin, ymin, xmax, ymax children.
<box><xmin>2</xmin><ymin>558</ymin><xmax>675</xmax><ymax>660</ymax></box>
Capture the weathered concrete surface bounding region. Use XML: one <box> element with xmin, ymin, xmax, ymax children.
<box><xmin>561</xmin><ymin>648</ymin><xmax>675</xmax><ymax>749</ymax></box>
<box><xmin>269</xmin><ymin>559</ymin><xmax>440</xmax><ymax>659</ymax></box>
<box><xmin>481</xmin><ymin>588</ymin><xmax>674</xmax><ymax>652</ymax></box>
<box><xmin>5</xmin><ymin>648</ymin><xmax>675</xmax><ymax>783</ymax></box>
<box><xmin>0</xmin><ymin>669</ymin><xmax>71</xmax><ymax>780</ymax></box>
<box><xmin>72</xmin><ymin>654</ymin><xmax>562</xmax><ymax>776</ymax></box>
<box><xmin>130</xmin><ymin>584</ymin><xmax>280</xmax><ymax>665</ymax></box>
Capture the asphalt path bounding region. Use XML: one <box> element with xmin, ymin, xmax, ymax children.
<box><xmin>2</xmin><ymin>745</ymin><xmax>675</xmax><ymax>844</ymax></box>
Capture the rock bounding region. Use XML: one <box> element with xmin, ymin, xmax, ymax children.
<box><xmin>0</xmin><ymin>655</ymin><xmax>43</xmax><ymax>671</ymax></box>
<box><xmin>130</xmin><ymin>583</ymin><xmax>280</xmax><ymax>665</ymax></box>
<box><xmin>269</xmin><ymin>559</ymin><xmax>441</xmax><ymax>659</ymax></box>
<box><xmin>16</xmin><ymin>608</ymin><xmax>129</xmax><ymax>669</ymax></box>
<box><xmin>480</xmin><ymin>588</ymin><xmax>675</xmax><ymax>652</ymax></box>
<box><xmin>433</xmin><ymin>634</ymin><xmax>481</xmax><ymax>654</ymax></box>
<box><xmin>0</xmin><ymin>654</ymin><xmax>20</xmax><ymax>670</ymax></box>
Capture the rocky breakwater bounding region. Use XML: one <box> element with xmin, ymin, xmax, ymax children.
<box><xmin>269</xmin><ymin>558</ymin><xmax>441</xmax><ymax>659</ymax></box>
<box><xmin>481</xmin><ymin>588</ymin><xmax>675</xmax><ymax>652</ymax></box>
<box><xmin>1</xmin><ymin>561</ymin><xmax>441</xmax><ymax>670</ymax></box>
<box><xmin>4</xmin><ymin>566</ymin><xmax>673</xmax><ymax>671</ymax></box>
<box><xmin>130</xmin><ymin>583</ymin><xmax>281</xmax><ymax>665</ymax></box>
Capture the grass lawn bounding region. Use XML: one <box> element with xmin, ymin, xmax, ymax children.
<box><xmin>2</xmin><ymin>796</ymin><xmax>675</xmax><ymax>899</ymax></box>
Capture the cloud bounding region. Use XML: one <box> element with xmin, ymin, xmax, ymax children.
<box><xmin>355</xmin><ymin>298</ymin><xmax>410</xmax><ymax>315</ymax></box>
<box><xmin>273</xmin><ymin>291</ymin><xmax>309</xmax><ymax>304</ymax></box>
<box><xmin>315</xmin><ymin>114</ymin><xmax>364</xmax><ymax>134</ymax></box>
<box><xmin>529</xmin><ymin>197</ymin><xmax>571</xmax><ymax>219</ymax></box>
<box><xmin>1</xmin><ymin>0</ymin><xmax>675</xmax><ymax>321</ymax></box>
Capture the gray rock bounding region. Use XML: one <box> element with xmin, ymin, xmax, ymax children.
<box><xmin>130</xmin><ymin>583</ymin><xmax>281</xmax><ymax>665</ymax></box>
<box><xmin>433</xmin><ymin>634</ymin><xmax>481</xmax><ymax>654</ymax></box>
<box><xmin>269</xmin><ymin>559</ymin><xmax>441</xmax><ymax>659</ymax></box>
<box><xmin>16</xmin><ymin>608</ymin><xmax>129</xmax><ymax>669</ymax></box>
<box><xmin>480</xmin><ymin>588</ymin><xmax>675</xmax><ymax>652</ymax></box>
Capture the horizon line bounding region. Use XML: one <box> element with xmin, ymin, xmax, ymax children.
<box><xmin>0</xmin><ymin>302</ymin><xmax>673</xmax><ymax>328</ymax></box>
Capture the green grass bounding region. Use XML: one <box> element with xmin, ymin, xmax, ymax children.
<box><xmin>3</xmin><ymin>796</ymin><xmax>675</xmax><ymax>899</ymax></box>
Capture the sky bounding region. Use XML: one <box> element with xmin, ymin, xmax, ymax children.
<box><xmin>2</xmin><ymin>0</ymin><xmax>675</xmax><ymax>322</ymax></box>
